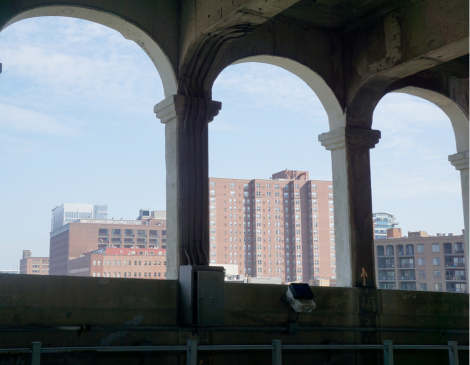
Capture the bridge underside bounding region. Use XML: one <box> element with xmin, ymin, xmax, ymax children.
<box><xmin>0</xmin><ymin>0</ymin><xmax>468</xmax><ymax>363</ymax></box>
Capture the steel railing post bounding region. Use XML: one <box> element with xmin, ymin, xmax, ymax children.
<box><xmin>31</xmin><ymin>342</ymin><xmax>42</xmax><ymax>365</ymax></box>
<box><xmin>187</xmin><ymin>340</ymin><xmax>198</xmax><ymax>365</ymax></box>
<box><xmin>272</xmin><ymin>340</ymin><xmax>282</xmax><ymax>365</ymax></box>
<box><xmin>383</xmin><ymin>340</ymin><xmax>394</xmax><ymax>365</ymax></box>
<box><xmin>448</xmin><ymin>341</ymin><xmax>459</xmax><ymax>365</ymax></box>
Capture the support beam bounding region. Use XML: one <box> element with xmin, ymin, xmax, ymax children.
<box><xmin>181</xmin><ymin>0</ymin><xmax>301</xmax><ymax>58</ymax></box>
<box><xmin>155</xmin><ymin>95</ymin><xmax>222</xmax><ymax>280</ymax></box>
<box><xmin>449</xmin><ymin>151</ymin><xmax>469</xmax><ymax>252</ymax></box>
<box><xmin>319</xmin><ymin>127</ymin><xmax>381</xmax><ymax>288</ymax></box>
<box><xmin>344</xmin><ymin>0</ymin><xmax>469</xmax><ymax>125</ymax></box>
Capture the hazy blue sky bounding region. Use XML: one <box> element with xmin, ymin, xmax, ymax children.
<box><xmin>0</xmin><ymin>17</ymin><xmax>464</xmax><ymax>270</ymax></box>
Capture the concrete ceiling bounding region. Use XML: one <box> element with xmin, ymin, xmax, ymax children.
<box><xmin>279</xmin><ymin>0</ymin><xmax>410</xmax><ymax>31</ymax></box>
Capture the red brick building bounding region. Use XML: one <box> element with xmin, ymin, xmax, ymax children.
<box><xmin>67</xmin><ymin>247</ymin><xmax>167</xmax><ymax>279</ymax></box>
<box><xmin>49</xmin><ymin>210</ymin><xmax>166</xmax><ymax>276</ymax></box>
<box><xmin>19</xmin><ymin>250</ymin><xmax>49</xmax><ymax>275</ymax></box>
<box><xmin>209</xmin><ymin>170</ymin><xmax>336</xmax><ymax>284</ymax></box>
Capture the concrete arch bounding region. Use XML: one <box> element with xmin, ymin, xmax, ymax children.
<box><xmin>1</xmin><ymin>5</ymin><xmax>177</xmax><ymax>97</ymax></box>
<box><xmin>221</xmin><ymin>55</ymin><xmax>346</xmax><ymax>130</ymax></box>
<box><xmin>392</xmin><ymin>86</ymin><xmax>469</xmax><ymax>153</ymax></box>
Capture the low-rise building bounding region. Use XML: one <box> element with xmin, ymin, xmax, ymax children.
<box><xmin>374</xmin><ymin>233</ymin><xmax>467</xmax><ymax>293</ymax></box>
<box><xmin>67</xmin><ymin>247</ymin><xmax>167</xmax><ymax>279</ymax></box>
<box><xmin>49</xmin><ymin>208</ymin><xmax>166</xmax><ymax>276</ymax></box>
<box><xmin>19</xmin><ymin>250</ymin><xmax>49</xmax><ymax>275</ymax></box>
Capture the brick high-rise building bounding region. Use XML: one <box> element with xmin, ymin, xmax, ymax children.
<box><xmin>49</xmin><ymin>209</ymin><xmax>166</xmax><ymax>276</ymax></box>
<box><xmin>374</xmin><ymin>232</ymin><xmax>467</xmax><ymax>293</ymax></box>
<box><xmin>19</xmin><ymin>250</ymin><xmax>49</xmax><ymax>275</ymax></box>
<box><xmin>209</xmin><ymin>170</ymin><xmax>336</xmax><ymax>284</ymax></box>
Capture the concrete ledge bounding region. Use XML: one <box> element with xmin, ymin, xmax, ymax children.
<box><xmin>0</xmin><ymin>275</ymin><xmax>467</xmax><ymax>364</ymax></box>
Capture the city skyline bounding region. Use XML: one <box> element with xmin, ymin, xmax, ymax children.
<box><xmin>0</xmin><ymin>16</ymin><xmax>464</xmax><ymax>270</ymax></box>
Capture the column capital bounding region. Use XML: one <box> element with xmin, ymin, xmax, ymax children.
<box><xmin>318</xmin><ymin>127</ymin><xmax>381</xmax><ymax>151</ymax></box>
<box><xmin>449</xmin><ymin>150</ymin><xmax>469</xmax><ymax>171</ymax></box>
<box><xmin>154</xmin><ymin>94</ymin><xmax>222</xmax><ymax>124</ymax></box>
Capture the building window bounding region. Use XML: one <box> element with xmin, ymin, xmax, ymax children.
<box><xmin>418</xmin><ymin>258</ymin><xmax>425</xmax><ymax>266</ymax></box>
<box><xmin>419</xmin><ymin>270</ymin><xmax>426</xmax><ymax>278</ymax></box>
<box><xmin>99</xmin><ymin>229</ymin><xmax>109</xmax><ymax>236</ymax></box>
<box><xmin>432</xmin><ymin>244</ymin><xmax>440</xmax><ymax>253</ymax></box>
<box><xmin>434</xmin><ymin>270</ymin><xmax>441</xmax><ymax>278</ymax></box>
<box><xmin>455</xmin><ymin>242</ymin><xmax>464</xmax><ymax>253</ymax></box>
<box><xmin>419</xmin><ymin>283</ymin><xmax>427</xmax><ymax>291</ymax></box>
<box><xmin>433</xmin><ymin>258</ymin><xmax>441</xmax><ymax>266</ymax></box>
<box><xmin>210</xmin><ymin>190</ymin><xmax>215</xmax><ymax>195</ymax></box>
<box><xmin>434</xmin><ymin>283</ymin><xmax>442</xmax><ymax>291</ymax></box>
<box><xmin>417</xmin><ymin>244</ymin><xmax>425</xmax><ymax>253</ymax></box>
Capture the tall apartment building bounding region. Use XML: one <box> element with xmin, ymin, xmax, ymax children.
<box><xmin>67</xmin><ymin>247</ymin><xmax>167</xmax><ymax>279</ymax></box>
<box><xmin>19</xmin><ymin>250</ymin><xmax>49</xmax><ymax>275</ymax></box>
<box><xmin>209</xmin><ymin>170</ymin><xmax>336</xmax><ymax>285</ymax></box>
<box><xmin>374</xmin><ymin>232</ymin><xmax>467</xmax><ymax>293</ymax></box>
<box><xmin>373</xmin><ymin>212</ymin><xmax>398</xmax><ymax>239</ymax></box>
<box><xmin>51</xmin><ymin>203</ymin><xmax>108</xmax><ymax>231</ymax></box>
<box><xmin>49</xmin><ymin>208</ymin><xmax>166</xmax><ymax>276</ymax></box>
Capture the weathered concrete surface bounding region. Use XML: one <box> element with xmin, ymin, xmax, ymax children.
<box><xmin>0</xmin><ymin>3</ymin><xmax>468</xmax><ymax>353</ymax></box>
<box><xmin>319</xmin><ymin>128</ymin><xmax>381</xmax><ymax>288</ymax></box>
<box><xmin>343</xmin><ymin>0</ymin><xmax>469</xmax><ymax>128</ymax></box>
<box><xmin>0</xmin><ymin>275</ymin><xmax>468</xmax><ymax>364</ymax></box>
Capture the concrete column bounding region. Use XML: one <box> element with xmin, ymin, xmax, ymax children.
<box><xmin>448</xmin><ymin>150</ymin><xmax>469</xmax><ymax>251</ymax></box>
<box><xmin>318</xmin><ymin>127</ymin><xmax>381</xmax><ymax>288</ymax></box>
<box><xmin>155</xmin><ymin>95</ymin><xmax>222</xmax><ymax>280</ymax></box>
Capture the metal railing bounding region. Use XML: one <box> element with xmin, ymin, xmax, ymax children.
<box><xmin>0</xmin><ymin>340</ymin><xmax>467</xmax><ymax>365</ymax></box>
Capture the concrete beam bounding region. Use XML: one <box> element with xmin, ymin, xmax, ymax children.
<box><xmin>180</xmin><ymin>0</ymin><xmax>301</xmax><ymax>60</ymax></box>
<box><xmin>344</xmin><ymin>0</ymin><xmax>469</xmax><ymax>127</ymax></box>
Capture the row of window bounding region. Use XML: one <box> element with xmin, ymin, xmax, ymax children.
<box><xmin>92</xmin><ymin>272</ymin><xmax>166</xmax><ymax>278</ymax></box>
<box><xmin>98</xmin><ymin>229</ymin><xmax>165</xmax><ymax>238</ymax></box>
<box><xmin>210</xmin><ymin>182</ymin><xmax>333</xmax><ymax>190</ymax></box>
<box><xmin>377</xmin><ymin>242</ymin><xmax>464</xmax><ymax>256</ymax></box>
<box><xmin>92</xmin><ymin>260</ymin><xmax>166</xmax><ymax>266</ymax></box>
<box><xmin>378</xmin><ymin>269</ymin><xmax>466</xmax><ymax>281</ymax></box>
<box><xmin>379</xmin><ymin>282</ymin><xmax>467</xmax><ymax>293</ymax></box>
<box><xmin>377</xmin><ymin>257</ymin><xmax>466</xmax><ymax>269</ymax></box>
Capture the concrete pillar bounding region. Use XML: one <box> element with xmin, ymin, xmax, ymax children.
<box><xmin>154</xmin><ymin>95</ymin><xmax>222</xmax><ymax>280</ymax></box>
<box><xmin>448</xmin><ymin>151</ymin><xmax>469</xmax><ymax>251</ymax></box>
<box><xmin>318</xmin><ymin>127</ymin><xmax>381</xmax><ymax>288</ymax></box>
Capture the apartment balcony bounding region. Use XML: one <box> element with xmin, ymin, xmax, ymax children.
<box><xmin>446</xmin><ymin>288</ymin><xmax>468</xmax><ymax>293</ymax></box>
<box><xmin>445</xmin><ymin>263</ymin><xmax>466</xmax><ymax>268</ymax></box>
<box><xmin>446</xmin><ymin>275</ymin><xmax>467</xmax><ymax>281</ymax></box>
<box><xmin>396</xmin><ymin>253</ymin><xmax>414</xmax><ymax>257</ymax></box>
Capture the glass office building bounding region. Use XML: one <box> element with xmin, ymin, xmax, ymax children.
<box><xmin>373</xmin><ymin>212</ymin><xmax>398</xmax><ymax>239</ymax></box>
<box><xmin>51</xmin><ymin>203</ymin><xmax>108</xmax><ymax>231</ymax></box>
